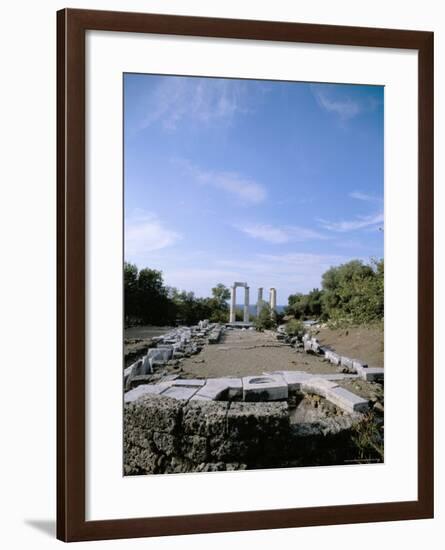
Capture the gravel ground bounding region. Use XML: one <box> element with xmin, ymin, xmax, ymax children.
<box><xmin>180</xmin><ymin>329</ymin><xmax>339</xmax><ymax>378</ymax></box>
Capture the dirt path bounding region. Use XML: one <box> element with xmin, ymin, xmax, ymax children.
<box><xmin>180</xmin><ymin>329</ymin><xmax>339</xmax><ymax>378</ymax></box>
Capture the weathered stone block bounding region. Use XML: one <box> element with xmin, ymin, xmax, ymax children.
<box><xmin>209</xmin><ymin>436</ymin><xmax>255</xmax><ymax>461</ymax></box>
<box><xmin>147</xmin><ymin>348</ymin><xmax>163</xmax><ymax>360</ymax></box>
<box><xmin>182</xmin><ymin>400</ymin><xmax>229</xmax><ymax>436</ymax></box>
<box><xmin>242</xmin><ymin>375</ymin><xmax>288</xmax><ymax>401</ymax></box>
<box><xmin>195</xmin><ymin>462</ymin><xmax>228</xmax><ymax>472</ymax></box>
<box><xmin>327</xmin><ymin>351</ymin><xmax>341</xmax><ymax>365</ymax></box>
<box><xmin>124</xmin><ymin>359</ymin><xmax>142</xmax><ymax>378</ymax></box>
<box><xmin>341</xmin><ymin>356</ymin><xmax>354</xmax><ymax>369</ymax></box>
<box><xmin>124</xmin><ymin>394</ymin><xmax>182</xmax><ymax>433</ymax></box>
<box><xmin>181</xmin><ymin>434</ymin><xmax>208</xmax><ymax>463</ymax></box>
<box><xmin>159</xmin><ymin>374</ymin><xmax>180</xmax><ymax>383</ymax></box>
<box><xmin>317</xmin><ymin>373</ymin><xmax>359</xmax><ymax>381</ymax></box>
<box><xmin>162</xmin><ymin>386</ymin><xmax>199</xmax><ymax>401</ymax></box>
<box><xmin>225</xmin><ymin>378</ymin><xmax>243</xmax><ymax>399</ymax></box>
<box><xmin>158</xmin><ymin>348</ymin><xmax>173</xmax><ymax>361</ymax></box>
<box><xmin>311</xmin><ymin>338</ymin><xmax>320</xmax><ymax>353</ymax></box>
<box><xmin>304</xmin><ymin>340</ymin><xmax>313</xmax><ymax>352</ymax></box>
<box><xmin>124</xmin><ymin>383</ymin><xmax>170</xmax><ymax>403</ymax></box>
<box><xmin>301</xmin><ymin>378</ymin><xmax>338</xmax><ymax>399</ymax></box>
<box><xmin>189</xmin><ymin>394</ymin><xmax>213</xmax><ymax>401</ymax></box>
<box><xmin>327</xmin><ymin>386</ymin><xmax>369</xmax><ymax>414</ymax></box>
<box><xmin>192</xmin><ymin>377</ymin><xmax>242</xmax><ymax>400</ymax></box>
<box><xmin>353</xmin><ymin>359</ymin><xmax>368</xmax><ymax>371</ymax></box>
<box><xmin>140</xmin><ymin>355</ymin><xmax>153</xmax><ymax>374</ymax></box>
<box><xmin>124</xmin><ymin>441</ymin><xmax>160</xmax><ymax>474</ymax></box>
<box><xmin>122</xmin><ymin>420</ymin><xmax>153</xmax><ymax>449</ymax></box>
<box><xmin>272</xmin><ymin>371</ymin><xmax>311</xmax><ymax>392</ymax></box>
<box><xmin>226</xmin><ymin>402</ymin><xmax>289</xmax><ymax>439</ymax></box>
<box><xmin>153</xmin><ymin>431</ymin><xmax>179</xmax><ymax>456</ymax></box>
<box><xmin>173</xmin><ymin>379</ymin><xmax>206</xmax><ymax>387</ymax></box>
<box><xmin>208</xmin><ymin>328</ymin><xmax>222</xmax><ymax>344</ymax></box>
<box><xmin>360</xmin><ymin>367</ymin><xmax>384</xmax><ymax>382</ymax></box>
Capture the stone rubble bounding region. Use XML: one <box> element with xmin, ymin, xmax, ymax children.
<box><xmin>124</xmin><ymin>321</ymin><xmax>222</xmax><ymax>390</ymax></box>
<box><xmin>124</xmin><ymin>321</ymin><xmax>385</xmax><ymax>474</ymax></box>
<box><xmin>124</xmin><ymin>320</ymin><xmax>384</xmax><ymax>416</ymax></box>
<box><xmin>283</xmin><ymin>328</ymin><xmax>384</xmax><ymax>383</ymax></box>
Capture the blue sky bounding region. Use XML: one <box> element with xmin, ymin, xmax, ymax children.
<box><xmin>124</xmin><ymin>74</ymin><xmax>383</xmax><ymax>303</ymax></box>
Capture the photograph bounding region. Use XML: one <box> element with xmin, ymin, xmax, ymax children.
<box><xmin>0</xmin><ymin>1</ymin><xmax>438</xmax><ymax>546</ymax></box>
<box><xmin>122</xmin><ymin>73</ymin><xmax>385</xmax><ymax>475</ymax></box>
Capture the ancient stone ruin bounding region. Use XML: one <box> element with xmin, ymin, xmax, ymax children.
<box><xmin>229</xmin><ymin>281</ymin><xmax>276</xmax><ymax>325</ymax></box>
<box><xmin>124</xmin><ymin>318</ymin><xmax>384</xmax><ymax>475</ymax></box>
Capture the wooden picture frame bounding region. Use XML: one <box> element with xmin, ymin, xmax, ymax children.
<box><xmin>57</xmin><ymin>8</ymin><xmax>434</xmax><ymax>542</ymax></box>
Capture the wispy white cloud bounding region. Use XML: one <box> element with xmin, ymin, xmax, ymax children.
<box><xmin>141</xmin><ymin>77</ymin><xmax>249</xmax><ymax>131</ymax></box>
<box><xmin>216</xmin><ymin>252</ymin><xmax>351</xmax><ymax>296</ymax></box>
<box><xmin>235</xmin><ymin>223</ymin><xmax>328</xmax><ymax>243</ymax></box>
<box><xmin>151</xmin><ymin>251</ymin><xmax>367</xmax><ymax>298</ymax></box>
<box><xmin>125</xmin><ymin>211</ymin><xmax>181</xmax><ymax>257</ymax></box>
<box><xmin>349</xmin><ymin>191</ymin><xmax>382</xmax><ymax>202</ymax></box>
<box><xmin>312</xmin><ymin>87</ymin><xmax>361</xmax><ymax>120</ymax></box>
<box><xmin>317</xmin><ymin>212</ymin><xmax>384</xmax><ymax>232</ymax></box>
<box><xmin>174</xmin><ymin>159</ymin><xmax>267</xmax><ymax>204</ymax></box>
<box><xmin>310</xmin><ymin>84</ymin><xmax>381</xmax><ymax>122</ymax></box>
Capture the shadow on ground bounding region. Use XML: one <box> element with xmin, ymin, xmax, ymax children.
<box><xmin>24</xmin><ymin>519</ymin><xmax>56</xmax><ymax>538</ymax></box>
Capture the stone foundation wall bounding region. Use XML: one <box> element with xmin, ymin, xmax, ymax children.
<box><xmin>124</xmin><ymin>394</ymin><xmax>289</xmax><ymax>474</ymax></box>
<box><xmin>124</xmin><ymin>393</ymin><xmax>371</xmax><ymax>475</ymax></box>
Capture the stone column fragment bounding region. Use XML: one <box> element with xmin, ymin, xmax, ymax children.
<box><xmin>229</xmin><ymin>286</ymin><xmax>236</xmax><ymax>323</ymax></box>
<box><xmin>269</xmin><ymin>288</ymin><xmax>277</xmax><ymax>312</ymax></box>
<box><xmin>257</xmin><ymin>287</ymin><xmax>263</xmax><ymax>317</ymax></box>
<box><xmin>243</xmin><ymin>286</ymin><xmax>250</xmax><ymax>323</ymax></box>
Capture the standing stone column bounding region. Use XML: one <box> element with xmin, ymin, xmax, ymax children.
<box><xmin>269</xmin><ymin>288</ymin><xmax>277</xmax><ymax>312</ymax></box>
<box><xmin>257</xmin><ymin>287</ymin><xmax>263</xmax><ymax>317</ymax></box>
<box><xmin>229</xmin><ymin>285</ymin><xmax>236</xmax><ymax>323</ymax></box>
<box><xmin>243</xmin><ymin>286</ymin><xmax>250</xmax><ymax>323</ymax></box>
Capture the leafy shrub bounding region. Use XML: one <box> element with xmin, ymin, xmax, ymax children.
<box><xmin>285</xmin><ymin>318</ymin><xmax>305</xmax><ymax>338</ymax></box>
<box><xmin>254</xmin><ymin>301</ymin><xmax>276</xmax><ymax>331</ymax></box>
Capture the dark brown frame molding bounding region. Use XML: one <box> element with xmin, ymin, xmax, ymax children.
<box><xmin>57</xmin><ymin>8</ymin><xmax>434</xmax><ymax>542</ymax></box>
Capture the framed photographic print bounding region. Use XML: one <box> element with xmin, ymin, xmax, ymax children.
<box><xmin>57</xmin><ymin>8</ymin><xmax>434</xmax><ymax>542</ymax></box>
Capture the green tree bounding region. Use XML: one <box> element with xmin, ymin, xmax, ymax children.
<box><xmin>286</xmin><ymin>292</ymin><xmax>307</xmax><ymax>319</ymax></box>
<box><xmin>207</xmin><ymin>284</ymin><xmax>230</xmax><ymax>322</ymax></box>
<box><xmin>285</xmin><ymin>259</ymin><xmax>384</xmax><ymax>326</ymax></box>
<box><xmin>124</xmin><ymin>262</ymin><xmax>139</xmax><ymax>324</ymax></box>
<box><xmin>321</xmin><ymin>259</ymin><xmax>384</xmax><ymax>324</ymax></box>
<box><xmin>307</xmin><ymin>288</ymin><xmax>323</xmax><ymax>318</ymax></box>
<box><xmin>254</xmin><ymin>301</ymin><xmax>276</xmax><ymax>331</ymax></box>
<box><xmin>211</xmin><ymin>283</ymin><xmax>230</xmax><ymax>305</ymax></box>
<box><xmin>286</xmin><ymin>288</ymin><xmax>323</xmax><ymax>319</ymax></box>
<box><xmin>137</xmin><ymin>268</ymin><xmax>170</xmax><ymax>324</ymax></box>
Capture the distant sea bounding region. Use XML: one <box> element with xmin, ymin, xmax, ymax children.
<box><xmin>234</xmin><ymin>304</ymin><xmax>286</xmax><ymax>314</ymax></box>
